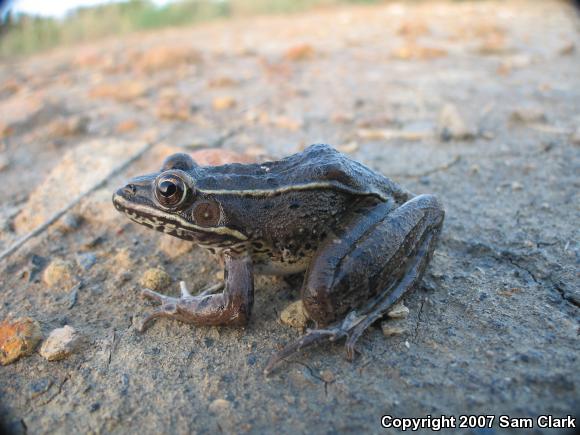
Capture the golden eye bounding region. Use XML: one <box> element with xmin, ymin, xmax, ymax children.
<box><xmin>193</xmin><ymin>201</ymin><xmax>221</xmax><ymax>227</ymax></box>
<box><xmin>155</xmin><ymin>175</ymin><xmax>187</xmax><ymax>208</ymax></box>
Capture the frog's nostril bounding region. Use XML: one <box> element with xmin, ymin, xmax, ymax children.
<box><xmin>123</xmin><ymin>184</ymin><xmax>136</xmax><ymax>196</ymax></box>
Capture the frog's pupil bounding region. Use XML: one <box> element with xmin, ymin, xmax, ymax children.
<box><xmin>159</xmin><ymin>180</ymin><xmax>177</xmax><ymax>197</ymax></box>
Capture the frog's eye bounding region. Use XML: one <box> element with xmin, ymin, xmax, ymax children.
<box><xmin>155</xmin><ymin>175</ymin><xmax>188</xmax><ymax>208</ymax></box>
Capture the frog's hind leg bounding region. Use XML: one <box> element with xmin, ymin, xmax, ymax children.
<box><xmin>264</xmin><ymin>194</ymin><xmax>444</xmax><ymax>375</ymax></box>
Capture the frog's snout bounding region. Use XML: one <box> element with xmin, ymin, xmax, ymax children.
<box><xmin>121</xmin><ymin>184</ymin><xmax>136</xmax><ymax>198</ymax></box>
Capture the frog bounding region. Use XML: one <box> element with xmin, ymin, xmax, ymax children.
<box><xmin>112</xmin><ymin>144</ymin><xmax>444</xmax><ymax>374</ymax></box>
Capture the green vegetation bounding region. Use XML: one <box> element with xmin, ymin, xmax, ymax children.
<box><xmin>0</xmin><ymin>0</ymin><xmax>382</xmax><ymax>57</ymax></box>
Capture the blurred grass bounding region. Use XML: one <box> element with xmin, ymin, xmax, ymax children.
<box><xmin>0</xmin><ymin>0</ymin><xmax>381</xmax><ymax>57</ymax></box>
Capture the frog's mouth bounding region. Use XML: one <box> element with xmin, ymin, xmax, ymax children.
<box><xmin>112</xmin><ymin>189</ymin><xmax>248</xmax><ymax>244</ymax></box>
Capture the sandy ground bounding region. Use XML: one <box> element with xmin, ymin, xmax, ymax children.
<box><xmin>0</xmin><ymin>1</ymin><xmax>579</xmax><ymax>433</ymax></box>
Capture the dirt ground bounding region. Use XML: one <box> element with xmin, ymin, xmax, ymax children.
<box><xmin>0</xmin><ymin>1</ymin><xmax>579</xmax><ymax>433</ymax></box>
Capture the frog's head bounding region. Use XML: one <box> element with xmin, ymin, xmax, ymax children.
<box><xmin>112</xmin><ymin>153</ymin><xmax>247</xmax><ymax>247</ymax></box>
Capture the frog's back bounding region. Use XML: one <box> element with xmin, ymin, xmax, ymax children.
<box><xmin>194</xmin><ymin>144</ymin><xmax>410</xmax><ymax>203</ymax></box>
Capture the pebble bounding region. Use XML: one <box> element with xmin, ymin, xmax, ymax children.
<box><xmin>56</xmin><ymin>213</ymin><xmax>83</xmax><ymax>233</ymax></box>
<box><xmin>39</xmin><ymin>325</ymin><xmax>80</xmax><ymax>361</ymax></box>
<box><xmin>212</xmin><ymin>96</ymin><xmax>236</xmax><ymax>111</ymax></box>
<box><xmin>381</xmin><ymin>323</ymin><xmax>407</xmax><ymax>337</ymax></box>
<box><xmin>437</xmin><ymin>103</ymin><xmax>475</xmax><ymax>141</ymax></box>
<box><xmin>156</xmin><ymin>97</ymin><xmax>191</xmax><ymax>121</ymax></box>
<box><xmin>0</xmin><ymin>317</ymin><xmax>42</xmax><ymax>365</ymax></box>
<box><xmin>510</xmin><ymin>107</ymin><xmax>547</xmax><ymax>124</ymax></box>
<box><xmin>134</xmin><ymin>46</ymin><xmax>201</xmax><ymax>73</ymax></box>
<box><xmin>139</xmin><ymin>267</ymin><xmax>172</xmax><ymax>291</ymax></box>
<box><xmin>0</xmin><ymin>153</ymin><xmax>10</xmax><ymax>172</ymax></box>
<box><xmin>76</xmin><ymin>252</ymin><xmax>97</xmax><ymax>271</ymax></box>
<box><xmin>43</xmin><ymin>259</ymin><xmax>76</xmax><ymax>290</ymax></box>
<box><xmin>280</xmin><ymin>300</ymin><xmax>309</xmax><ymax>330</ymax></box>
<box><xmin>116</xmin><ymin>119</ymin><xmax>139</xmax><ymax>133</ymax></box>
<box><xmin>47</xmin><ymin>115</ymin><xmax>89</xmax><ymax>137</ymax></box>
<box><xmin>387</xmin><ymin>302</ymin><xmax>410</xmax><ymax>319</ymax></box>
<box><xmin>392</xmin><ymin>44</ymin><xmax>447</xmax><ymax>60</ymax></box>
<box><xmin>90</xmin><ymin>81</ymin><xmax>148</xmax><ymax>102</ymax></box>
<box><xmin>284</xmin><ymin>43</ymin><xmax>315</xmax><ymax>61</ymax></box>
<box><xmin>208</xmin><ymin>398</ymin><xmax>231</xmax><ymax>413</ymax></box>
<box><xmin>511</xmin><ymin>181</ymin><xmax>524</xmax><ymax>191</ymax></box>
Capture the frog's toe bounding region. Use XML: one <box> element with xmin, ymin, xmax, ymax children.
<box><xmin>344</xmin><ymin>336</ymin><xmax>362</xmax><ymax>361</ymax></box>
<box><xmin>141</xmin><ymin>288</ymin><xmax>168</xmax><ymax>304</ymax></box>
<box><xmin>264</xmin><ymin>328</ymin><xmax>345</xmax><ymax>375</ymax></box>
<box><xmin>138</xmin><ymin>303</ymin><xmax>178</xmax><ymax>332</ymax></box>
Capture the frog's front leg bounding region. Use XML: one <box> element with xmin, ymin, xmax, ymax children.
<box><xmin>138</xmin><ymin>252</ymin><xmax>253</xmax><ymax>331</ymax></box>
<box><xmin>265</xmin><ymin>194</ymin><xmax>444</xmax><ymax>374</ymax></box>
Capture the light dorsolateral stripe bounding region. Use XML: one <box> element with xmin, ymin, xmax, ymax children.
<box><xmin>194</xmin><ymin>181</ymin><xmax>387</xmax><ymax>201</ymax></box>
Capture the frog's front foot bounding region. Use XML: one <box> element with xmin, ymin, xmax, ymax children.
<box><xmin>138</xmin><ymin>283</ymin><xmax>192</xmax><ymax>332</ymax></box>
<box><xmin>137</xmin><ymin>253</ymin><xmax>254</xmax><ymax>331</ymax></box>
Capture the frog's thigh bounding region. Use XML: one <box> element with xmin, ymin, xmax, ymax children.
<box><xmin>301</xmin><ymin>194</ymin><xmax>444</xmax><ymax>326</ymax></box>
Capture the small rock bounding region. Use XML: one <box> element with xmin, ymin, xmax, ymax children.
<box><xmin>47</xmin><ymin>115</ymin><xmax>89</xmax><ymax>137</ymax></box>
<box><xmin>438</xmin><ymin>104</ymin><xmax>475</xmax><ymax>141</ymax></box>
<box><xmin>0</xmin><ymin>317</ymin><xmax>42</xmax><ymax>365</ymax></box>
<box><xmin>56</xmin><ymin>213</ymin><xmax>83</xmax><ymax>234</ymax></box>
<box><xmin>511</xmin><ymin>181</ymin><xmax>524</xmax><ymax>191</ymax></box>
<box><xmin>208</xmin><ymin>76</ymin><xmax>238</xmax><ymax>88</ymax></box>
<box><xmin>398</xmin><ymin>21</ymin><xmax>430</xmax><ymax>37</ymax></box>
<box><xmin>140</xmin><ymin>267</ymin><xmax>172</xmax><ymax>291</ymax></box>
<box><xmin>116</xmin><ymin>119</ymin><xmax>139</xmax><ymax>133</ymax></box>
<box><xmin>39</xmin><ymin>325</ymin><xmax>80</xmax><ymax>361</ymax></box>
<box><xmin>387</xmin><ymin>303</ymin><xmax>409</xmax><ymax>319</ymax></box>
<box><xmin>156</xmin><ymin>97</ymin><xmax>192</xmax><ymax>121</ymax></box>
<box><xmin>510</xmin><ymin>107</ymin><xmax>547</xmax><ymax>124</ymax></box>
<box><xmin>134</xmin><ymin>46</ymin><xmax>201</xmax><ymax>73</ymax></box>
<box><xmin>43</xmin><ymin>259</ymin><xmax>76</xmax><ymax>290</ymax></box>
<box><xmin>90</xmin><ymin>81</ymin><xmax>148</xmax><ymax>102</ymax></box>
<box><xmin>284</xmin><ymin>43</ymin><xmax>315</xmax><ymax>61</ymax></box>
<box><xmin>76</xmin><ymin>252</ymin><xmax>97</xmax><ymax>271</ymax></box>
<box><xmin>280</xmin><ymin>300</ymin><xmax>309</xmax><ymax>330</ymax></box>
<box><xmin>392</xmin><ymin>44</ymin><xmax>447</xmax><ymax>60</ymax></box>
<box><xmin>209</xmin><ymin>398</ymin><xmax>231</xmax><ymax>413</ymax></box>
<box><xmin>381</xmin><ymin>323</ymin><xmax>406</xmax><ymax>337</ymax></box>
<box><xmin>0</xmin><ymin>154</ymin><xmax>10</xmax><ymax>172</ymax></box>
<box><xmin>559</xmin><ymin>42</ymin><xmax>575</xmax><ymax>56</ymax></box>
<box><xmin>478</xmin><ymin>33</ymin><xmax>508</xmax><ymax>55</ymax></box>
<box><xmin>0</xmin><ymin>78</ymin><xmax>20</xmax><ymax>98</ymax></box>
<box><xmin>212</xmin><ymin>96</ymin><xmax>236</xmax><ymax>111</ymax></box>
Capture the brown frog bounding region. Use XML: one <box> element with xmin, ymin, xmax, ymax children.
<box><xmin>112</xmin><ymin>144</ymin><xmax>444</xmax><ymax>373</ymax></box>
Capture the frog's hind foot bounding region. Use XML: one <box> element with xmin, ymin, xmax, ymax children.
<box><xmin>263</xmin><ymin>312</ymin><xmax>362</xmax><ymax>375</ymax></box>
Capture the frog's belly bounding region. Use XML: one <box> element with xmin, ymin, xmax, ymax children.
<box><xmin>254</xmin><ymin>257</ymin><xmax>309</xmax><ymax>276</ymax></box>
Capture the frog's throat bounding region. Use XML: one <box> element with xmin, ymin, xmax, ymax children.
<box><xmin>113</xmin><ymin>196</ymin><xmax>248</xmax><ymax>241</ymax></box>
